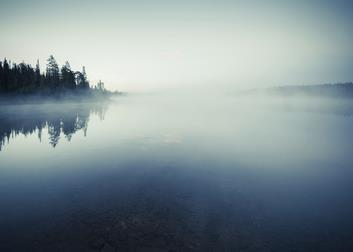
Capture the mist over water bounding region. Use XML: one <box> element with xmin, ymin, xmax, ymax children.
<box><xmin>1</xmin><ymin>93</ymin><xmax>353</xmax><ymax>251</ymax></box>
<box><xmin>2</xmin><ymin>0</ymin><xmax>353</xmax><ymax>250</ymax></box>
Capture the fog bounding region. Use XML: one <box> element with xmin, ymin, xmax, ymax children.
<box><xmin>1</xmin><ymin>92</ymin><xmax>353</xmax><ymax>167</ymax></box>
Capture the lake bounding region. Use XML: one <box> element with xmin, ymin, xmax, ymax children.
<box><xmin>1</xmin><ymin>93</ymin><xmax>353</xmax><ymax>251</ymax></box>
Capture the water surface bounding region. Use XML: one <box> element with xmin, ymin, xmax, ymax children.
<box><xmin>1</xmin><ymin>94</ymin><xmax>353</xmax><ymax>251</ymax></box>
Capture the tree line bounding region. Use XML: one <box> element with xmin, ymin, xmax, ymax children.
<box><xmin>0</xmin><ymin>55</ymin><xmax>107</xmax><ymax>95</ymax></box>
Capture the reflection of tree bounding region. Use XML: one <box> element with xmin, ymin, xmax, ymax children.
<box><xmin>48</xmin><ymin>119</ymin><xmax>61</xmax><ymax>147</ymax></box>
<box><xmin>0</xmin><ymin>102</ymin><xmax>108</xmax><ymax>151</ymax></box>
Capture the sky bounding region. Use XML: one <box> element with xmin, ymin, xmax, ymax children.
<box><xmin>1</xmin><ymin>0</ymin><xmax>353</xmax><ymax>92</ymax></box>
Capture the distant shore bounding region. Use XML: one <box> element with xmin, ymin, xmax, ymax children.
<box><xmin>237</xmin><ymin>82</ymin><xmax>353</xmax><ymax>99</ymax></box>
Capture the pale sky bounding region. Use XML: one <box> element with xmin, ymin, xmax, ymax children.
<box><xmin>1</xmin><ymin>0</ymin><xmax>353</xmax><ymax>92</ymax></box>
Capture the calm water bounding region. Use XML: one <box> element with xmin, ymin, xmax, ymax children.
<box><xmin>1</xmin><ymin>94</ymin><xmax>353</xmax><ymax>251</ymax></box>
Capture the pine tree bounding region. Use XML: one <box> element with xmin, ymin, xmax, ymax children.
<box><xmin>35</xmin><ymin>60</ymin><xmax>41</xmax><ymax>89</ymax></box>
<box><xmin>46</xmin><ymin>55</ymin><xmax>60</xmax><ymax>89</ymax></box>
<box><xmin>76</xmin><ymin>66</ymin><xmax>90</xmax><ymax>89</ymax></box>
<box><xmin>61</xmin><ymin>61</ymin><xmax>76</xmax><ymax>89</ymax></box>
<box><xmin>81</xmin><ymin>66</ymin><xmax>90</xmax><ymax>89</ymax></box>
<box><xmin>0</xmin><ymin>61</ymin><xmax>3</xmax><ymax>92</ymax></box>
<box><xmin>2</xmin><ymin>58</ymin><xmax>10</xmax><ymax>92</ymax></box>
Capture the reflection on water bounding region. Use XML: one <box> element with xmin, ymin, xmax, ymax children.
<box><xmin>1</xmin><ymin>95</ymin><xmax>353</xmax><ymax>251</ymax></box>
<box><xmin>0</xmin><ymin>103</ymin><xmax>108</xmax><ymax>151</ymax></box>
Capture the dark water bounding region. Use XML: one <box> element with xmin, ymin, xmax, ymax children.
<box><xmin>1</xmin><ymin>95</ymin><xmax>353</xmax><ymax>251</ymax></box>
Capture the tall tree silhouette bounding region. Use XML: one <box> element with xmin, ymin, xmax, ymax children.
<box><xmin>46</xmin><ymin>55</ymin><xmax>60</xmax><ymax>90</ymax></box>
<box><xmin>35</xmin><ymin>60</ymin><xmax>41</xmax><ymax>89</ymax></box>
<box><xmin>61</xmin><ymin>61</ymin><xmax>76</xmax><ymax>89</ymax></box>
<box><xmin>0</xmin><ymin>61</ymin><xmax>3</xmax><ymax>92</ymax></box>
<box><xmin>2</xmin><ymin>59</ymin><xmax>10</xmax><ymax>92</ymax></box>
<box><xmin>76</xmin><ymin>66</ymin><xmax>90</xmax><ymax>89</ymax></box>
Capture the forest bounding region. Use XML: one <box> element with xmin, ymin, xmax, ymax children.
<box><xmin>0</xmin><ymin>55</ymin><xmax>109</xmax><ymax>97</ymax></box>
